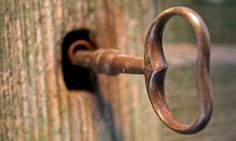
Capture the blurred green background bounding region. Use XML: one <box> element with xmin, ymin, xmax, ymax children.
<box><xmin>155</xmin><ymin>0</ymin><xmax>236</xmax><ymax>140</ymax></box>
<box><xmin>157</xmin><ymin>0</ymin><xmax>236</xmax><ymax>44</ymax></box>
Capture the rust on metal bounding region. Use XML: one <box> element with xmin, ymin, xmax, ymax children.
<box><xmin>68</xmin><ymin>7</ymin><xmax>213</xmax><ymax>135</ymax></box>
<box><xmin>69</xmin><ymin>42</ymin><xmax>144</xmax><ymax>75</ymax></box>
<box><xmin>144</xmin><ymin>7</ymin><xmax>212</xmax><ymax>134</ymax></box>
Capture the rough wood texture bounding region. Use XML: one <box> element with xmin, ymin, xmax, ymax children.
<box><xmin>0</xmin><ymin>0</ymin><xmax>160</xmax><ymax>141</ymax></box>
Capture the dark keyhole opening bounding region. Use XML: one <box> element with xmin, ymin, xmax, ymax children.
<box><xmin>61</xmin><ymin>29</ymin><xmax>97</xmax><ymax>91</ymax></box>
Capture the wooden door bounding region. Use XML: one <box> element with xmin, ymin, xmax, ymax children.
<box><xmin>0</xmin><ymin>0</ymin><xmax>160</xmax><ymax>141</ymax></box>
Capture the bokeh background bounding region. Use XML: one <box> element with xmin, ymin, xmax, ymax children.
<box><xmin>158</xmin><ymin>0</ymin><xmax>236</xmax><ymax>43</ymax></box>
<box><xmin>156</xmin><ymin>0</ymin><xmax>236</xmax><ymax>140</ymax></box>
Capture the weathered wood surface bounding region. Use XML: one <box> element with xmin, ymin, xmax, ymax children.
<box><xmin>1</xmin><ymin>0</ymin><xmax>236</xmax><ymax>141</ymax></box>
<box><xmin>0</xmin><ymin>0</ymin><xmax>159</xmax><ymax>141</ymax></box>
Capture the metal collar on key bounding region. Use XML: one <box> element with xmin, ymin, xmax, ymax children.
<box><xmin>67</xmin><ymin>7</ymin><xmax>213</xmax><ymax>134</ymax></box>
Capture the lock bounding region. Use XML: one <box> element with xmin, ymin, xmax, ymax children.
<box><xmin>62</xmin><ymin>29</ymin><xmax>97</xmax><ymax>91</ymax></box>
<box><xmin>63</xmin><ymin>7</ymin><xmax>213</xmax><ymax>134</ymax></box>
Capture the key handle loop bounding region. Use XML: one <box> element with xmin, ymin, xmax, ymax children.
<box><xmin>66</xmin><ymin>6</ymin><xmax>213</xmax><ymax>135</ymax></box>
<box><xmin>144</xmin><ymin>7</ymin><xmax>213</xmax><ymax>134</ymax></box>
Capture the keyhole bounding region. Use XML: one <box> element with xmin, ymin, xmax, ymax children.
<box><xmin>61</xmin><ymin>28</ymin><xmax>97</xmax><ymax>91</ymax></box>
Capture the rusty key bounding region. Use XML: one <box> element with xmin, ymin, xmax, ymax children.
<box><xmin>67</xmin><ymin>7</ymin><xmax>213</xmax><ymax>134</ymax></box>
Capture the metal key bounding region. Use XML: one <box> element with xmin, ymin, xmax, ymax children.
<box><xmin>67</xmin><ymin>7</ymin><xmax>213</xmax><ymax>134</ymax></box>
